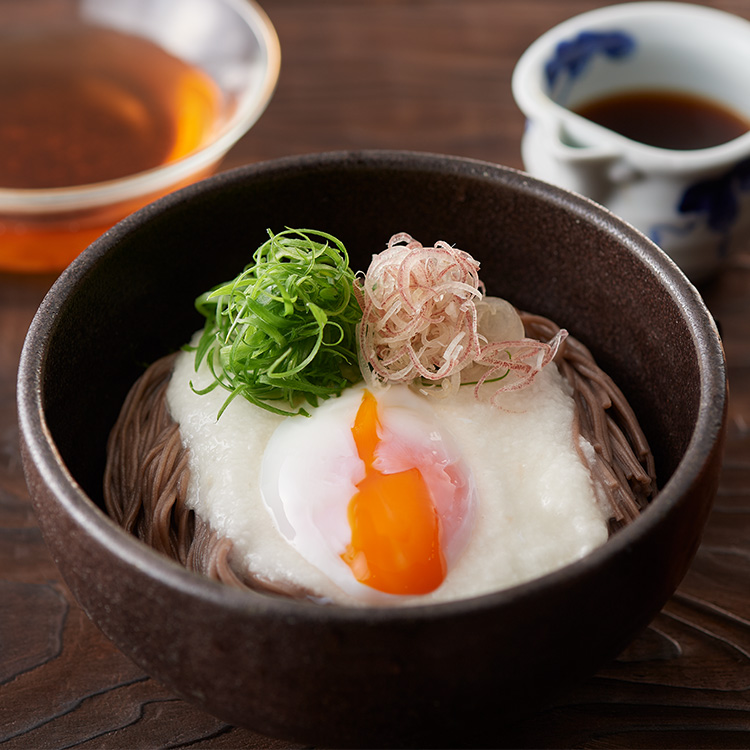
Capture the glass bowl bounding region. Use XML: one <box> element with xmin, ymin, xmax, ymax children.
<box><xmin>0</xmin><ymin>0</ymin><xmax>280</xmax><ymax>272</ymax></box>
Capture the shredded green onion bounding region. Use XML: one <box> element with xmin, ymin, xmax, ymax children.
<box><xmin>191</xmin><ymin>228</ymin><xmax>362</xmax><ymax>417</ymax></box>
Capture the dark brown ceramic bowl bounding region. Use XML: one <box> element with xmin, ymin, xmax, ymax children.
<box><xmin>18</xmin><ymin>151</ymin><xmax>726</xmax><ymax>748</ymax></box>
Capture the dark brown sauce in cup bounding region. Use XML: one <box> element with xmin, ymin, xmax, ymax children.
<box><xmin>575</xmin><ymin>90</ymin><xmax>750</xmax><ymax>150</ymax></box>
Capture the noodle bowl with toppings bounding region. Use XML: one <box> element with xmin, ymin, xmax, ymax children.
<box><xmin>19</xmin><ymin>151</ymin><xmax>726</xmax><ymax>746</ymax></box>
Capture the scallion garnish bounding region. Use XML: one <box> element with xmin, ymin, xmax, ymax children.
<box><xmin>191</xmin><ymin>228</ymin><xmax>362</xmax><ymax>417</ymax></box>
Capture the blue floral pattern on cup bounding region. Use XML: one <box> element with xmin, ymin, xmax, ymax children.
<box><xmin>680</xmin><ymin>157</ymin><xmax>750</xmax><ymax>233</ymax></box>
<box><xmin>649</xmin><ymin>157</ymin><xmax>750</xmax><ymax>257</ymax></box>
<box><xmin>545</xmin><ymin>30</ymin><xmax>636</xmax><ymax>103</ymax></box>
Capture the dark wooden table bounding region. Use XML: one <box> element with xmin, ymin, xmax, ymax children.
<box><xmin>2</xmin><ymin>1</ymin><xmax>750</xmax><ymax>747</ymax></box>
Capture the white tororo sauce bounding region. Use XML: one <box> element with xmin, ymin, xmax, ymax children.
<box><xmin>167</xmin><ymin>336</ymin><xmax>609</xmax><ymax>606</ymax></box>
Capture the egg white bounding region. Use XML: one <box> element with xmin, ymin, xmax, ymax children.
<box><xmin>167</xmin><ymin>332</ymin><xmax>608</xmax><ymax>606</ymax></box>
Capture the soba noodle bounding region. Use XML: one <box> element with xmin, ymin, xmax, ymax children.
<box><xmin>104</xmin><ymin>314</ymin><xmax>655</xmax><ymax>598</ymax></box>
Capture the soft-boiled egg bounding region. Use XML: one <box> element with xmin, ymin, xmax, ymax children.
<box><xmin>260</xmin><ymin>385</ymin><xmax>477</xmax><ymax>603</ymax></box>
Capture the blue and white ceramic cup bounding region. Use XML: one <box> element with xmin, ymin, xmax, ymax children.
<box><xmin>512</xmin><ymin>1</ymin><xmax>750</xmax><ymax>282</ymax></box>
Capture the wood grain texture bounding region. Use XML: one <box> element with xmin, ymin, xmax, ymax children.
<box><xmin>2</xmin><ymin>1</ymin><xmax>750</xmax><ymax>747</ymax></box>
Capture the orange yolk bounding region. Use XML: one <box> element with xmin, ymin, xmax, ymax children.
<box><xmin>341</xmin><ymin>390</ymin><xmax>447</xmax><ymax>595</ymax></box>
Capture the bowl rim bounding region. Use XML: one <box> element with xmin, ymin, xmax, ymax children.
<box><xmin>17</xmin><ymin>149</ymin><xmax>727</xmax><ymax>624</ymax></box>
<box><xmin>0</xmin><ymin>0</ymin><xmax>281</xmax><ymax>214</ymax></box>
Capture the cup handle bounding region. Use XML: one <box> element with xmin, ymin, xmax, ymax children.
<box><xmin>544</xmin><ymin>121</ymin><xmax>633</xmax><ymax>204</ymax></box>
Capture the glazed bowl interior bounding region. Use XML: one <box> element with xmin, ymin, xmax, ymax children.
<box><xmin>18</xmin><ymin>151</ymin><xmax>726</xmax><ymax>748</ymax></box>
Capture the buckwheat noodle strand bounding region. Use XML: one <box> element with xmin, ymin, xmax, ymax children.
<box><xmin>104</xmin><ymin>315</ymin><xmax>656</xmax><ymax>596</ymax></box>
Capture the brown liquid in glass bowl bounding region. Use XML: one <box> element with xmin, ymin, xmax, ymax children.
<box><xmin>0</xmin><ymin>23</ymin><xmax>225</xmax><ymax>271</ymax></box>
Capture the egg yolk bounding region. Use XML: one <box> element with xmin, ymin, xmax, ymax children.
<box><xmin>341</xmin><ymin>390</ymin><xmax>447</xmax><ymax>595</ymax></box>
